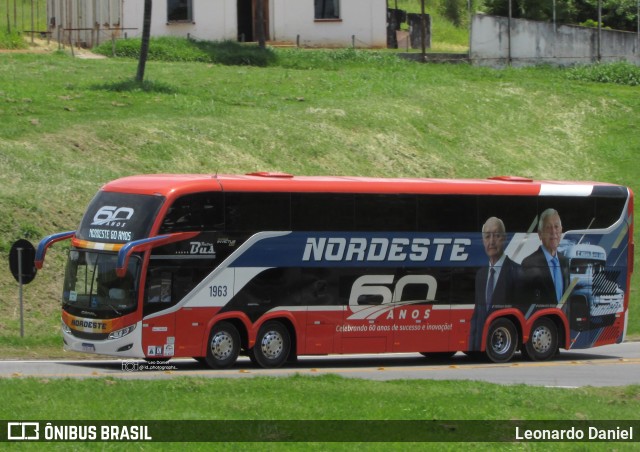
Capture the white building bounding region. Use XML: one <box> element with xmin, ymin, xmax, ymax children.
<box><xmin>47</xmin><ymin>0</ymin><xmax>388</xmax><ymax>48</ymax></box>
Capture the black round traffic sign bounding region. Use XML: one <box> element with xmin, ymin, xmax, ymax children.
<box><xmin>9</xmin><ymin>239</ymin><xmax>37</xmax><ymax>284</ymax></box>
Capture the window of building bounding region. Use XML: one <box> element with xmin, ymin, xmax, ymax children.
<box><xmin>167</xmin><ymin>0</ymin><xmax>193</xmax><ymax>22</ymax></box>
<box><xmin>315</xmin><ymin>0</ymin><xmax>340</xmax><ymax>20</ymax></box>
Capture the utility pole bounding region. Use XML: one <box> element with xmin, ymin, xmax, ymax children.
<box><xmin>256</xmin><ymin>0</ymin><xmax>266</xmax><ymax>49</ymax></box>
<box><xmin>420</xmin><ymin>0</ymin><xmax>426</xmax><ymax>61</ymax></box>
<box><xmin>136</xmin><ymin>0</ymin><xmax>152</xmax><ymax>82</ymax></box>
<box><xmin>507</xmin><ymin>0</ymin><xmax>512</xmax><ymax>66</ymax></box>
<box><xmin>597</xmin><ymin>0</ymin><xmax>602</xmax><ymax>62</ymax></box>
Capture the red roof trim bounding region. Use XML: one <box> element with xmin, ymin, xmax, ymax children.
<box><xmin>99</xmin><ymin>174</ymin><xmax>615</xmax><ymax>198</ymax></box>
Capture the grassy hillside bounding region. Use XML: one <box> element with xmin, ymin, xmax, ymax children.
<box><xmin>0</xmin><ymin>48</ymin><xmax>638</xmax><ymax>356</ymax></box>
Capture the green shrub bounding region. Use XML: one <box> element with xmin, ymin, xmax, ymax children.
<box><xmin>93</xmin><ymin>37</ymin><xmax>276</xmax><ymax>67</ymax></box>
<box><xmin>441</xmin><ymin>0</ymin><xmax>466</xmax><ymax>27</ymax></box>
<box><xmin>0</xmin><ymin>30</ymin><xmax>27</xmax><ymax>49</ymax></box>
<box><xmin>565</xmin><ymin>61</ymin><xmax>640</xmax><ymax>86</ymax></box>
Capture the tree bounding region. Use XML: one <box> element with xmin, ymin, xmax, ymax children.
<box><xmin>482</xmin><ymin>0</ymin><xmax>638</xmax><ymax>31</ymax></box>
<box><xmin>136</xmin><ymin>0</ymin><xmax>153</xmax><ymax>83</ymax></box>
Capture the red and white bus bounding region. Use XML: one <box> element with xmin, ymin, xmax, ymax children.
<box><xmin>36</xmin><ymin>173</ymin><xmax>634</xmax><ymax>367</ymax></box>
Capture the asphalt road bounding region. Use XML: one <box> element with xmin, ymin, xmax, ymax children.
<box><xmin>2</xmin><ymin>342</ymin><xmax>639</xmax><ymax>387</ymax></box>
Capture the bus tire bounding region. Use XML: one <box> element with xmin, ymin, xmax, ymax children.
<box><xmin>205</xmin><ymin>321</ymin><xmax>240</xmax><ymax>369</ymax></box>
<box><xmin>250</xmin><ymin>321</ymin><xmax>291</xmax><ymax>369</ymax></box>
<box><xmin>485</xmin><ymin>318</ymin><xmax>517</xmax><ymax>363</ymax></box>
<box><xmin>522</xmin><ymin>317</ymin><xmax>558</xmax><ymax>361</ymax></box>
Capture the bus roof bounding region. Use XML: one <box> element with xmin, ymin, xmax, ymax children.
<box><xmin>100</xmin><ymin>173</ymin><xmax>628</xmax><ymax>199</ymax></box>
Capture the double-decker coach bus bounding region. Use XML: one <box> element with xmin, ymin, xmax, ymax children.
<box><xmin>35</xmin><ymin>173</ymin><xmax>634</xmax><ymax>368</ymax></box>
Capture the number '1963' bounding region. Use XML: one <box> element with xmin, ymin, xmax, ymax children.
<box><xmin>209</xmin><ymin>285</ymin><xmax>228</xmax><ymax>297</ymax></box>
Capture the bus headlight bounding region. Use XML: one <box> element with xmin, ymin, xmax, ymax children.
<box><xmin>108</xmin><ymin>324</ymin><xmax>136</xmax><ymax>340</ymax></box>
<box><xmin>61</xmin><ymin>321</ymin><xmax>72</xmax><ymax>334</ymax></box>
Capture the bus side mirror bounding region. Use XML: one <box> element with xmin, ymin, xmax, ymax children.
<box><xmin>35</xmin><ymin>231</ymin><xmax>76</xmax><ymax>269</ymax></box>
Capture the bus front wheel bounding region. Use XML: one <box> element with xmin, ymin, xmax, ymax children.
<box><xmin>250</xmin><ymin>321</ymin><xmax>291</xmax><ymax>368</ymax></box>
<box><xmin>522</xmin><ymin>317</ymin><xmax>558</xmax><ymax>361</ymax></box>
<box><xmin>485</xmin><ymin>318</ymin><xmax>518</xmax><ymax>363</ymax></box>
<box><xmin>205</xmin><ymin>321</ymin><xmax>241</xmax><ymax>369</ymax></box>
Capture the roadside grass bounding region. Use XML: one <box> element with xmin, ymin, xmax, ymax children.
<box><xmin>3</xmin><ymin>374</ymin><xmax>638</xmax><ymax>419</ymax></box>
<box><xmin>0</xmin><ymin>51</ymin><xmax>638</xmax><ymax>355</ymax></box>
<box><xmin>0</xmin><ymin>375</ymin><xmax>638</xmax><ymax>449</ymax></box>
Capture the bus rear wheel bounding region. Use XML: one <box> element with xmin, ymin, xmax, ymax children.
<box><xmin>205</xmin><ymin>321</ymin><xmax>240</xmax><ymax>369</ymax></box>
<box><xmin>485</xmin><ymin>318</ymin><xmax>518</xmax><ymax>363</ymax></box>
<box><xmin>522</xmin><ymin>317</ymin><xmax>558</xmax><ymax>361</ymax></box>
<box><xmin>250</xmin><ymin>321</ymin><xmax>291</xmax><ymax>368</ymax></box>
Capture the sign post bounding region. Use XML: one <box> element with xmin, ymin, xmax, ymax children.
<box><xmin>9</xmin><ymin>239</ymin><xmax>38</xmax><ymax>338</ymax></box>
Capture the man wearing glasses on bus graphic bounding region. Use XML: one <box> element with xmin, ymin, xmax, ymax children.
<box><xmin>469</xmin><ymin>217</ymin><xmax>521</xmax><ymax>350</ymax></box>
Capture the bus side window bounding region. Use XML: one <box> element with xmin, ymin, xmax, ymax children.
<box><xmin>160</xmin><ymin>192</ymin><xmax>224</xmax><ymax>233</ymax></box>
<box><xmin>225</xmin><ymin>192</ymin><xmax>290</xmax><ymax>231</ymax></box>
<box><xmin>144</xmin><ymin>265</ymin><xmax>178</xmax><ymax>317</ymax></box>
<box><xmin>355</xmin><ymin>194</ymin><xmax>416</xmax><ymax>232</ymax></box>
<box><xmin>144</xmin><ymin>260</ymin><xmax>214</xmax><ymax>316</ymax></box>
<box><xmin>418</xmin><ymin>195</ymin><xmax>478</xmax><ymax>232</ymax></box>
<box><xmin>292</xmin><ymin>193</ymin><xmax>354</xmax><ymax>231</ymax></box>
<box><xmin>147</xmin><ymin>270</ymin><xmax>172</xmax><ymax>303</ymax></box>
<box><xmin>478</xmin><ymin>196</ymin><xmax>538</xmax><ymax>232</ymax></box>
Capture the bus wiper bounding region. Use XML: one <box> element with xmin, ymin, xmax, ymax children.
<box><xmin>107</xmin><ymin>304</ymin><xmax>122</xmax><ymax>316</ymax></box>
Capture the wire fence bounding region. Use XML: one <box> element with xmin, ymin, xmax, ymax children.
<box><xmin>1</xmin><ymin>0</ymin><xmax>48</xmax><ymax>34</ymax></box>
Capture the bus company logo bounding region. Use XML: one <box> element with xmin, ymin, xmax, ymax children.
<box><xmin>71</xmin><ymin>319</ymin><xmax>107</xmax><ymax>331</ymax></box>
<box><xmin>91</xmin><ymin>206</ymin><xmax>135</xmax><ymax>228</ymax></box>
<box><xmin>189</xmin><ymin>241</ymin><xmax>216</xmax><ymax>256</ymax></box>
<box><xmin>7</xmin><ymin>422</ymin><xmax>40</xmax><ymax>440</ymax></box>
<box><xmin>302</xmin><ymin>237</ymin><xmax>470</xmax><ymax>263</ymax></box>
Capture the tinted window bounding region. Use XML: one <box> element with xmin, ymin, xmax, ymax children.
<box><xmin>292</xmin><ymin>193</ymin><xmax>354</xmax><ymax>231</ymax></box>
<box><xmin>225</xmin><ymin>192</ymin><xmax>290</xmax><ymax>231</ymax></box>
<box><xmin>417</xmin><ymin>195</ymin><xmax>478</xmax><ymax>232</ymax></box>
<box><xmin>539</xmin><ymin>197</ymin><xmax>596</xmax><ymax>231</ymax></box>
<box><xmin>160</xmin><ymin>192</ymin><xmax>224</xmax><ymax>233</ymax></box>
<box><xmin>478</xmin><ymin>196</ymin><xmax>539</xmax><ymax>233</ymax></box>
<box><xmin>593</xmin><ymin>197</ymin><xmax>627</xmax><ymax>229</ymax></box>
<box><xmin>144</xmin><ymin>258</ymin><xmax>213</xmax><ymax>316</ymax></box>
<box><xmin>77</xmin><ymin>192</ymin><xmax>164</xmax><ymax>243</ymax></box>
<box><xmin>540</xmin><ymin>195</ymin><xmax>628</xmax><ymax>231</ymax></box>
<box><xmin>355</xmin><ymin>194</ymin><xmax>416</xmax><ymax>231</ymax></box>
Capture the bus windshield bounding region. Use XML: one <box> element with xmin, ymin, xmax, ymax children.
<box><xmin>62</xmin><ymin>250</ymin><xmax>140</xmax><ymax>317</ymax></box>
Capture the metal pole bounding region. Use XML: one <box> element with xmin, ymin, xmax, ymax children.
<box><xmin>597</xmin><ymin>0</ymin><xmax>602</xmax><ymax>62</ymax></box>
<box><xmin>5</xmin><ymin>0</ymin><xmax>10</xmax><ymax>34</ymax></box>
<box><xmin>507</xmin><ymin>0</ymin><xmax>512</xmax><ymax>66</ymax></box>
<box><xmin>421</xmin><ymin>0</ymin><xmax>426</xmax><ymax>61</ymax></box>
<box><xmin>18</xmin><ymin>247</ymin><xmax>24</xmax><ymax>338</ymax></box>
<box><xmin>31</xmin><ymin>0</ymin><xmax>35</xmax><ymax>43</ymax></box>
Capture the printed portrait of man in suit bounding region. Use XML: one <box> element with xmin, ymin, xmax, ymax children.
<box><xmin>469</xmin><ymin>217</ymin><xmax>520</xmax><ymax>350</ymax></box>
<box><xmin>521</xmin><ymin>208</ymin><xmax>570</xmax><ymax>311</ymax></box>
